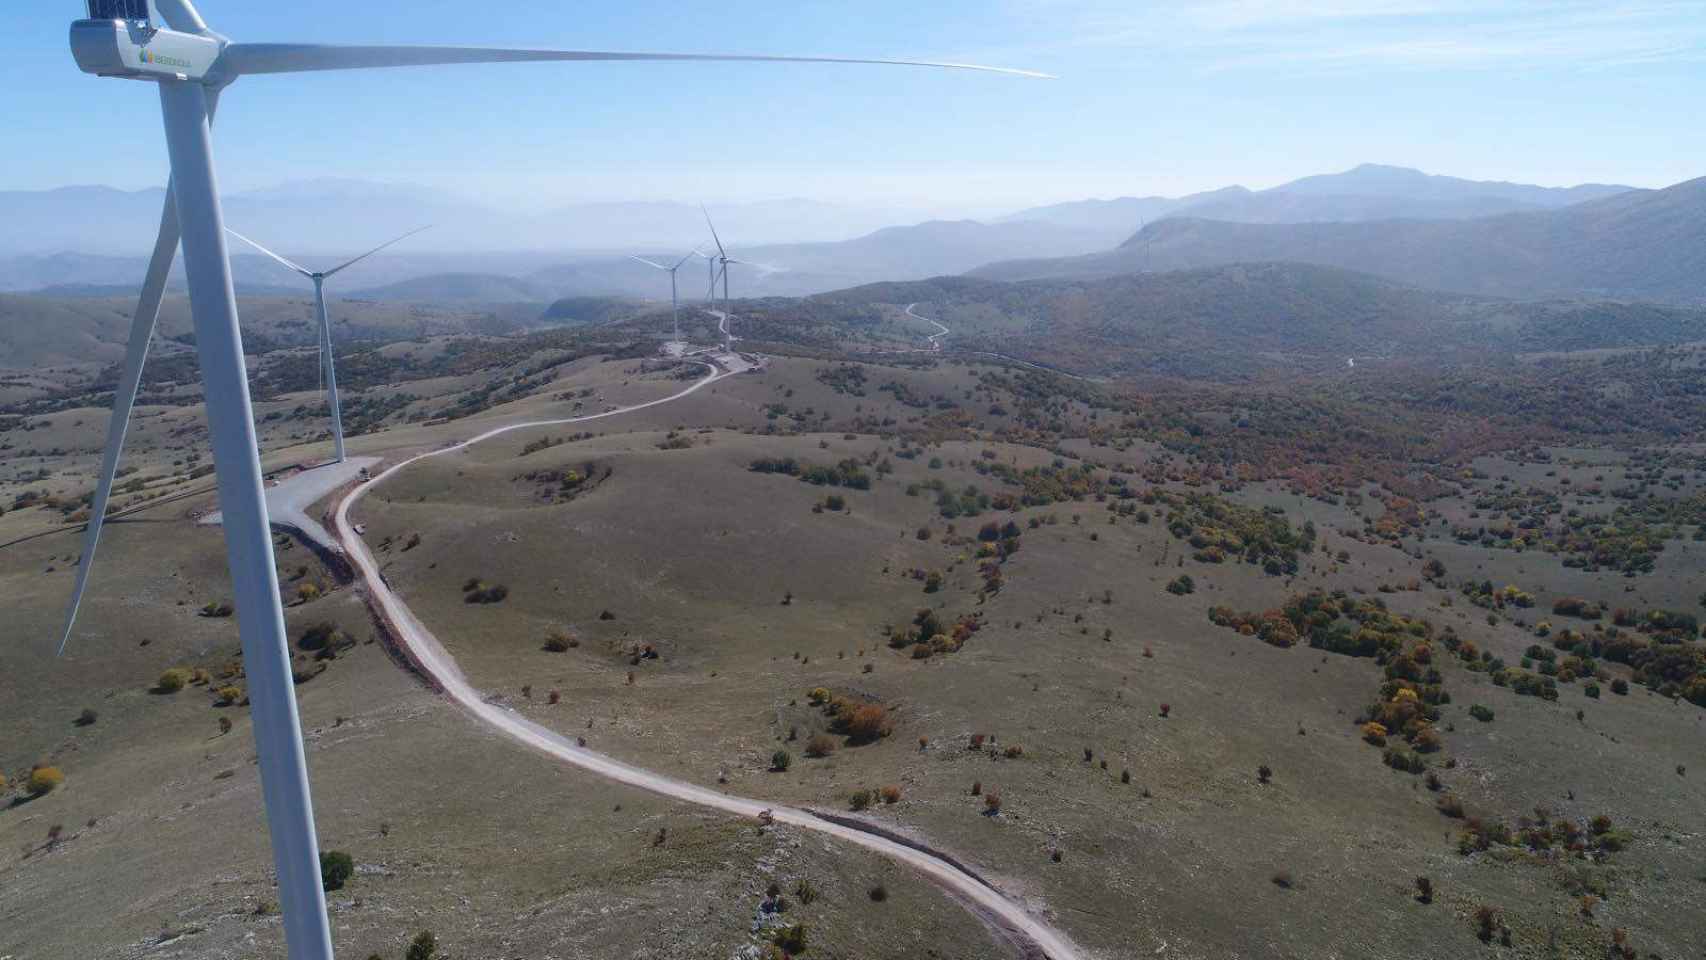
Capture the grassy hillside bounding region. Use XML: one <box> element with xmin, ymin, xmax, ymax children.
<box><xmin>0</xmin><ymin>292</ymin><xmax>578</xmax><ymax>376</ymax></box>
<box><xmin>752</xmin><ymin>264</ymin><xmax>1706</xmax><ymax>378</ymax></box>
<box><xmin>7</xmin><ymin>329</ymin><xmax>1706</xmax><ymax>959</ymax></box>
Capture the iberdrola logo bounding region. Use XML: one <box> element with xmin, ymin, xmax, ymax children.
<box><xmin>137</xmin><ymin>47</ymin><xmax>192</xmax><ymax>69</ymax></box>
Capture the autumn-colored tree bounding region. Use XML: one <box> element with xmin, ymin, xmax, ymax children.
<box><xmin>28</xmin><ymin>766</ymin><xmax>65</xmax><ymax>796</ymax></box>
<box><xmin>846</xmin><ymin>704</ymin><xmax>892</xmax><ymax>744</ymax></box>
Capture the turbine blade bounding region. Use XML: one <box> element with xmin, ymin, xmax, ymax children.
<box><xmin>630</xmin><ymin>255</ymin><xmax>670</xmax><ymax>270</ymax></box>
<box><xmin>323</xmin><ymin>224</ymin><xmax>432</xmax><ymax>277</ymax></box>
<box><xmin>63</xmin><ymin>87</ymin><xmax>226</xmax><ymax>655</ymax></box>
<box><xmin>221</xmin><ymin>43</ymin><xmax>1054</xmax><ymax>78</ymax></box>
<box><xmin>701</xmin><ymin>204</ymin><xmax>726</xmax><ymax>258</ymax></box>
<box><xmin>672</xmin><ymin>251</ymin><xmax>697</xmax><ymax>270</ymax></box>
<box><xmin>226</xmin><ymin>228</ymin><xmax>312</xmax><ymax>277</ymax></box>
<box><xmin>153</xmin><ymin>0</ymin><xmax>209</xmax><ymax>35</ymax></box>
<box><xmin>59</xmin><ymin>186</ymin><xmax>181</xmax><ymax>655</ymax></box>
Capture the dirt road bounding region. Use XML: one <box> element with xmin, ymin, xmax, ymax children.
<box><xmin>330</xmin><ymin>355</ymin><xmax>1083</xmax><ymax>960</ymax></box>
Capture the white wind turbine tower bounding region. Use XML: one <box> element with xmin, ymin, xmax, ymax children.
<box><xmin>702</xmin><ymin>206</ymin><xmax>747</xmax><ymax>351</ymax></box>
<box><xmin>60</xmin><ymin>3</ymin><xmax>1045</xmax><ymax>958</ymax></box>
<box><xmin>698</xmin><ymin>248</ymin><xmax>720</xmax><ymax>303</ymax></box>
<box><xmin>227</xmin><ymin>225</ymin><xmax>430</xmax><ymax>463</ymax></box>
<box><xmin>629</xmin><ymin>249</ymin><xmax>699</xmax><ymax>348</ymax></box>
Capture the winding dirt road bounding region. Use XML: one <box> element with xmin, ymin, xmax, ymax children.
<box><xmin>905</xmin><ymin>301</ymin><xmax>950</xmax><ymax>351</ymax></box>
<box><xmin>330</xmin><ymin>355</ymin><xmax>1083</xmax><ymax>960</ymax></box>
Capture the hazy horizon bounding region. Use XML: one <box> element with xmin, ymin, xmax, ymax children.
<box><xmin>4</xmin><ymin>2</ymin><xmax>1703</xmax><ymax>211</ymax></box>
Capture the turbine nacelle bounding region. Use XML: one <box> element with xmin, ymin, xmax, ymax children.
<box><xmin>71</xmin><ymin>17</ymin><xmax>223</xmax><ymax>81</ymax></box>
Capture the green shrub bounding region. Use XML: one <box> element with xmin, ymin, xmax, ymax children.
<box><xmin>156</xmin><ymin>668</ymin><xmax>191</xmax><ymax>693</ymax></box>
<box><xmin>849</xmin><ymin>789</ymin><xmax>873</xmax><ymax>811</ymax></box>
<box><xmin>319</xmin><ymin>850</ymin><xmax>354</xmax><ymax>891</ymax></box>
<box><xmin>1382</xmin><ymin>747</ymin><xmax>1426</xmax><ymax>774</ymax></box>
<box><xmin>406</xmin><ymin>931</ymin><xmax>437</xmax><ymax>960</ymax></box>
<box><xmin>1165</xmin><ymin>575</ymin><xmax>1195</xmax><ymax>596</ymax></box>
<box><xmin>770</xmin><ymin>750</ymin><xmax>792</xmax><ymax>772</ymax></box>
<box><xmin>1468</xmin><ymin>704</ymin><xmax>1495</xmax><ymax>723</ymax></box>
<box><xmin>298</xmin><ymin>621</ymin><xmax>340</xmax><ymax>651</ymax></box>
<box><xmin>772</xmin><ymin>924</ymin><xmax>808</xmax><ymax>954</ymax></box>
<box><xmin>462</xmin><ymin>581</ymin><xmax>509</xmax><ymax>604</ymax></box>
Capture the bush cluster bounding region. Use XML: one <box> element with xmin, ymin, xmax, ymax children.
<box><xmin>888</xmin><ymin>608</ymin><xmax>982</xmax><ymax>659</ymax></box>
<box><xmin>1209</xmin><ymin>590</ymin><xmax>1451</xmax><ymax>771</ymax></box>
<box><xmin>749</xmin><ymin>457</ymin><xmax>872</xmax><ymax>490</ymax></box>
<box><xmin>1159</xmin><ymin>491</ymin><xmax>1314</xmax><ymax>576</ymax></box>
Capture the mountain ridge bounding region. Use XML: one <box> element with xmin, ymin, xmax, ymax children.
<box><xmin>973</xmin><ymin>175</ymin><xmax>1706</xmax><ymax>302</ymax></box>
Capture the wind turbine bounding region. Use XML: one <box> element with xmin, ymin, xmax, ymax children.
<box><xmin>61</xmin><ymin>3</ymin><xmax>1044</xmax><ymax>958</ymax></box>
<box><xmin>629</xmin><ymin>250</ymin><xmax>699</xmax><ymax>346</ymax></box>
<box><xmin>226</xmin><ymin>225</ymin><xmax>429</xmax><ymax>463</ymax></box>
<box><xmin>702</xmin><ymin>207</ymin><xmax>747</xmax><ymax>351</ymax></box>
<box><xmin>698</xmin><ymin>248</ymin><xmax>719</xmax><ymax>303</ymax></box>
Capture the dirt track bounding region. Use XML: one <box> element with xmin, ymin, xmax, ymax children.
<box><xmin>329</xmin><ymin>354</ymin><xmax>1084</xmax><ymax>960</ymax></box>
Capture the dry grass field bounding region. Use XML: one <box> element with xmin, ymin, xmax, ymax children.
<box><xmin>6</xmin><ymin>337</ymin><xmax>1706</xmax><ymax>959</ymax></box>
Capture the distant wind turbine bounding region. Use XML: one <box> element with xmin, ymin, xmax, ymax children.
<box><xmin>630</xmin><ymin>249</ymin><xmax>700</xmax><ymax>345</ymax></box>
<box><xmin>703</xmin><ymin>206</ymin><xmax>747</xmax><ymax>350</ymax></box>
<box><xmin>697</xmin><ymin>248</ymin><xmax>719</xmax><ymax>304</ymax></box>
<box><xmin>228</xmin><ymin>225</ymin><xmax>430</xmax><ymax>463</ymax></box>
<box><xmin>61</xmin><ymin>3</ymin><xmax>1045</xmax><ymax>958</ymax></box>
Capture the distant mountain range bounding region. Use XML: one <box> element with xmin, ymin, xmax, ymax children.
<box><xmin>0</xmin><ymin>178</ymin><xmax>928</xmax><ymax>258</ymax></box>
<box><xmin>0</xmin><ymin>221</ymin><xmax>1118</xmax><ymax>303</ymax></box>
<box><xmin>1001</xmin><ymin>164</ymin><xmax>1636</xmax><ymax>245</ymax></box>
<box><xmin>974</xmin><ymin>175</ymin><xmax>1706</xmax><ymax>303</ymax></box>
<box><xmin>0</xmin><ymin>165</ymin><xmax>1668</xmax><ymax>302</ymax></box>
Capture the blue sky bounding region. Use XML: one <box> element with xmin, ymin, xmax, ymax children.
<box><xmin>6</xmin><ymin>1</ymin><xmax>1704</xmax><ymax>215</ymax></box>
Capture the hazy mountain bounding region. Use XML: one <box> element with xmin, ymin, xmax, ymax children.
<box><xmin>974</xmin><ymin>175</ymin><xmax>1706</xmax><ymax>302</ymax></box>
<box><xmin>995</xmin><ymin>186</ymin><xmax>1251</xmax><ymax>245</ymax></box>
<box><xmin>340</xmin><ymin>219</ymin><xmax>1112</xmax><ymax>302</ymax></box>
<box><xmin>1001</xmin><ymin>164</ymin><xmax>1638</xmax><ymax>244</ymax></box>
<box><xmin>0</xmin><ymin>179</ymin><xmax>930</xmax><ymax>258</ymax></box>
<box><xmin>729</xmin><ymin>219</ymin><xmax>1110</xmax><ymax>295</ymax></box>
<box><xmin>1273</xmin><ymin>164</ymin><xmax>1630</xmax><ymax>207</ymax></box>
<box><xmin>0</xmin><ymin>178</ymin><xmax>1108</xmax><ymax>299</ymax></box>
<box><xmin>816</xmin><ymin>262</ymin><xmax>1706</xmax><ymax>378</ymax></box>
<box><xmin>349</xmin><ymin>273</ymin><xmax>556</xmax><ymax>303</ymax></box>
